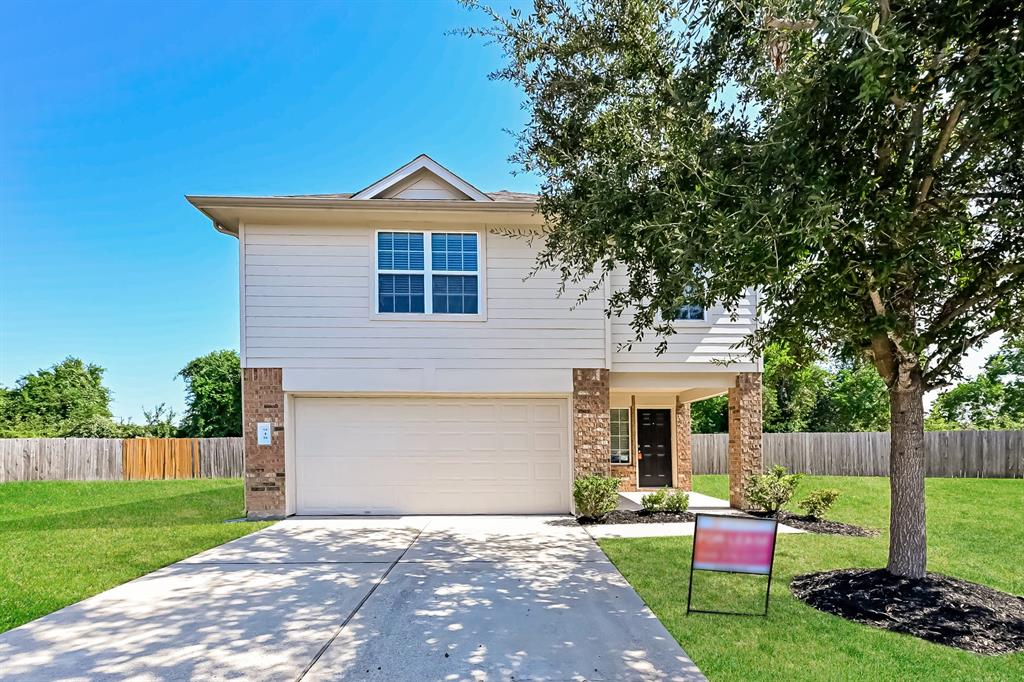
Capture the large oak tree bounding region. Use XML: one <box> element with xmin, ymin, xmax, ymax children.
<box><xmin>468</xmin><ymin>0</ymin><xmax>1024</xmax><ymax>576</ymax></box>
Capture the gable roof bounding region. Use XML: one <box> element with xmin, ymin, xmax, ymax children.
<box><xmin>186</xmin><ymin>154</ymin><xmax>540</xmax><ymax>236</ymax></box>
<box><xmin>351</xmin><ymin>154</ymin><xmax>493</xmax><ymax>202</ymax></box>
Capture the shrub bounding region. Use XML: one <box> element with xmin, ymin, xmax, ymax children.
<box><xmin>744</xmin><ymin>465</ymin><xmax>804</xmax><ymax>514</ymax></box>
<box><xmin>573</xmin><ymin>475</ymin><xmax>620</xmax><ymax>519</ymax></box>
<box><xmin>663</xmin><ymin>490</ymin><xmax>690</xmax><ymax>513</ymax></box>
<box><xmin>640</xmin><ymin>489</ymin><xmax>668</xmax><ymax>512</ymax></box>
<box><xmin>640</xmin><ymin>489</ymin><xmax>689</xmax><ymax>513</ymax></box>
<box><xmin>798</xmin><ymin>488</ymin><xmax>841</xmax><ymax>519</ymax></box>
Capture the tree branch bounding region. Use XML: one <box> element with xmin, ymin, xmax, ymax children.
<box><xmin>927</xmin><ymin>262</ymin><xmax>1024</xmax><ymax>336</ymax></box>
<box><xmin>914</xmin><ymin>101</ymin><xmax>965</xmax><ymax>208</ymax></box>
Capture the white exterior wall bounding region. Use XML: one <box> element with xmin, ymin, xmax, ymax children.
<box><xmin>242</xmin><ymin>223</ymin><xmax>605</xmax><ymax>393</ymax></box>
<box><xmin>240</xmin><ymin>222</ymin><xmax>758</xmax><ymax>392</ymax></box>
<box><xmin>609</xmin><ymin>271</ymin><xmax>759</xmax><ymax>373</ymax></box>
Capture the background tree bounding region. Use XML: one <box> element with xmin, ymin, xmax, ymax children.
<box><xmin>177</xmin><ymin>350</ymin><xmax>242</xmax><ymax>437</ymax></box>
<box><xmin>808</xmin><ymin>362</ymin><xmax>890</xmax><ymax>432</ymax></box>
<box><xmin>141</xmin><ymin>403</ymin><xmax>179</xmax><ymax>438</ymax></box>
<box><xmin>927</xmin><ymin>338</ymin><xmax>1024</xmax><ymax>429</ymax></box>
<box><xmin>762</xmin><ymin>343</ymin><xmax>829</xmax><ymax>432</ymax></box>
<box><xmin>691</xmin><ymin>395</ymin><xmax>727</xmax><ymax>433</ymax></box>
<box><xmin>470</xmin><ymin>0</ymin><xmax>1024</xmax><ymax>577</ymax></box>
<box><xmin>690</xmin><ymin>347</ymin><xmax>889</xmax><ymax>433</ymax></box>
<box><xmin>0</xmin><ymin>357</ymin><xmax>113</xmax><ymax>437</ymax></box>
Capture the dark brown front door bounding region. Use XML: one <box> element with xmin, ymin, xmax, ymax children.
<box><xmin>637</xmin><ymin>408</ymin><xmax>672</xmax><ymax>488</ymax></box>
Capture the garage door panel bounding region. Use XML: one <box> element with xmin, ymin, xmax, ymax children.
<box><xmin>534</xmin><ymin>461</ymin><xmax>565</xmax><ymax>481</ymax></box>
<box><xmin>294</xmin><ymin>397</ymin><xmax>571</xmax><ymax>515</ymax></box>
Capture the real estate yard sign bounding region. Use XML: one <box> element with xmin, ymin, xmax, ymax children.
<box><xmin>687</xmin><ymin>514</ymin><xmax>779</xmax><ymax>616</ymax></box>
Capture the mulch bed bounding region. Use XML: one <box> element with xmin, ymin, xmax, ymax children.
<box><xmin>748</xmin><ymin>510</ymin><xmax>879</xmax><ymax>537</ymax></box>
<box><xmin>791</xmin><ymin>568</ymin><xmax>1024</xmax><ymax>655</ymax></box>
<box><xmin>576</xmin><ymin>509</ymin><xmax>696</xmax><ymax>525</ymax></box>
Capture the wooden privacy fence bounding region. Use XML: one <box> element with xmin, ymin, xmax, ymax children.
<box><xmin>122</xmin><ymin>438</ymin><xmax>200</xmax><ymax>480</ymax></box>
<box><xmin>693</xmin><ymin>430</ymin><xmax>1024</xmax><ymax>478</ymax></box>
<box><xmin>0</xmin><ymin>437</ymin><xmax>244</xmax><ymax>482</ymax></box>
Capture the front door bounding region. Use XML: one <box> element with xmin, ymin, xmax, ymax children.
<box><xmin>637</xmin><ymin>408</ymin><xmax>672</xmax><ymax>488</ymax></box>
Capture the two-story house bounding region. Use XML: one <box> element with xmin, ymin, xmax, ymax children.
<box><xmin>188</xmin><ymin>155</ymin><xmax>763</xmax><ymax>519</ymax></box>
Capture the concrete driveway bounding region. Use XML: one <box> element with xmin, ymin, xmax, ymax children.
<box><xmin>0</xmin><ymin>516</ymin><xmax>704</xmax><ymax>681</ymax></box>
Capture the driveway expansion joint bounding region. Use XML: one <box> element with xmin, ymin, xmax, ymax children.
<box><xmin>295</xmin><ymin>519</ymin><xmax>431</xmax><ymax>681</ymax></box>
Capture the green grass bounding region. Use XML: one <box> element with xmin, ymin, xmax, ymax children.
<box><xmin>0</xmin><ymin>479</ymin><xmax>271</xmax><ymax>633</ymax></box>
<box><xmin>600</xmin><ymin>476</ymin><xmax>1024</xmax><ymax>681</ymax></box>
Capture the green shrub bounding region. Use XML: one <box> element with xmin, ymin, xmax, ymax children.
<box><xmin>640</xmin><ymin>489</ymin><xmax>689</xmax><ymax>513</ymax></box>
<box><xmin>744</xmin><ymin>465</ymin><xmax>804</xmax><ymax>514</ymax></box>
<box><xmin>573</xmin><ymin>475</ymin><xmax>620</xmax><ymax>519</ymax></box>
<box><xmin>663</xmin><ymin>490</ymin><xmax>690</xmax><ymax>512</ymax></box>
<box><xmin>798</xmin><ymin>488</ymin><xmax>841</xmax><ymax>518</ymax></box>
<box><xmin>641</xmin><ymin>489</ymin><xmax>668</xmax><ymax>512</ymax></box>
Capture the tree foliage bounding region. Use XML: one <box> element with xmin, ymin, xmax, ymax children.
<box><xmin>468</xmin><ymin>0</ymin><xmax>1024</xmax><ymax>387</ymax></box>
<box><xmin>927</xmin><ymin>338</ymin><xmax>1024</xmax><ymax>429</ymax></box>
<box><xmin>691</xmin><ymin>394</ymin><xmax>728</xmax><ymax>433</ymax></box>
<box><xmin>0</xmin><ymin>357</ymin><xmax>113</xmax><ymax>437</ymax></box>
<box><xmin>691</xmin><ymin>344</ymin><xmax>888</xmax><ymax>432</ymax></box>
<box><xmin>468</xmin><ymin>0</ymin><xmax>1024</xmax><ymax>577</ymax></box>
<box><xmin>177</xmin><ymin>350</ymin><xmax>242</xmax><ymax>438</ymax></box>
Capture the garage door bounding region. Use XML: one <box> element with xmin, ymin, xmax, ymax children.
<box><xmin>294</xmin><ymin>397</ymin><xmax>571</xmax><ymax>515</ymax></box>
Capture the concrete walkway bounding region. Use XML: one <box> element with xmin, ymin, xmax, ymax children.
<box><xmin>585</xmin><ymin>492</ymin><xmax>805</xmax><ymax>540</ymax></box>
<box><xmin>0</xmin><ymin>516</ymin><xmax>705</xmax><ymax>682</ymax></box>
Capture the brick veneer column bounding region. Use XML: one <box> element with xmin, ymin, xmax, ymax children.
<box><xmin>728</xmin><ymin>372</ymin><xmax>763</xmax><ymax>508</ymax></box>
<box><xmin>675</xmin><ymin>397</ymin><xmax>693</xmax><ymax>491</ymax></box>
<box><xmin>573</xmin><ymin>368</ymin><xmax>610</xmax><ymax>481</ymax></box>
<box><xmin>243</xmin><ymin>367</ymin><xmax>286</xmax><ymax>519</ymax></box>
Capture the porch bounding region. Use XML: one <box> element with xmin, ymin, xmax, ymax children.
<box><xmin>573</xmin><ymin>369</ymin><xmax>763</xmax><ymax>509</ymax></box>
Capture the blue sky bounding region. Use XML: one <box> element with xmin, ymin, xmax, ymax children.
<box><xmin>1</xmin><ymin>0</ymin><xmax>536</xmax><ymax>422</ymax></box>
<box><xmin>0</xmin><ymin>0</ymin><xmax>998</xmax><ymax>423</ymax></box>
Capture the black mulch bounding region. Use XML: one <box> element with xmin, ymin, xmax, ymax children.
<box><xmin>748</xmin><ymin>510</ymin><xmax>879</xmax><ymax>537</ymax></box>
<box><xmin>791</xmin><ymin>568</ymin><xmax>1024</xmax><ymax>655</ymax></box>
<box><xmin>576</xmin><ymin>509</ymin><xmax>696</xmax><ymax>525</ymax></box>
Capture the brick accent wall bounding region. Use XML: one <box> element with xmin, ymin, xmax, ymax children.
<box><xmin>728</xmin><ymin>372</ymin><xmax>763</xmax><ymax>508</ymax></box>
<box><xmin>243</xmin><ymin>367</ymin><xmax>286</xmax><ymax>519</ymax></box>
<box><xmin>573</xmin><ymin>369</ymin><xmax>610</xmax><ymax>482</ymax></box>
<box><xmin>675</xmin><ymin>397</ymin><xmax>693</xmax><ymax>491</ymax></box>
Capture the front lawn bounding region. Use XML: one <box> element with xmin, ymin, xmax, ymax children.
<box><xmin>0</xmin><ymin>479</ymin><xmax>271</xmax><ymax>633</ymax></box>
<box><xmin>600</xmin><ymin>476</ymin><xmax>1024</xmax><ymax>681</ymax></box>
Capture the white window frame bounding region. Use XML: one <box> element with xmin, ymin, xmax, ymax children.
<box><xmin>371</xmin><ymin>228</ymin><xmax>487</xmax><ymax>321</ymax></box>
<box><xmin>610</xmin><ymin>407</ymin><xmax>631</xmax><ymax>465</ymax></box>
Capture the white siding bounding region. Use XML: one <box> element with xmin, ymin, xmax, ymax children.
<box><xmin>243</xmin><ymin>224</ymin><xmax>606</xmax><ymax>383</ymax></box>
<box><xmin>241</xmin><ymin>223</ymin><xmax>758</xmax><ymax>387</ymax></box>
<box><xmin>609</xmin><ymin>271</ymin><xmax>759</xmax><ymax>373</ymax></box>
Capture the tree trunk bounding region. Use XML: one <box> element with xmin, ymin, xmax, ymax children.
<box><xmin>887</xmin><ymin>370</ymin><xmax>927</xmax><ymax>578</ymax></box>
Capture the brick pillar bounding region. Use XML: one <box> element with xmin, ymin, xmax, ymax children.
<box><xmin>675</xmin><ymin>397</ymin><xmax>693</xmax><ymax>491</ymax></box>
<box><xmin>573</xmin><ymin>368</ymin><xmax>610</xmax><ymax>481</ymax></box>
<box><xmin>728</xmin><ymin>372</ymin><xmax>763</xmax><ymax>508</ymax></box>
<box><xmin>243</xmin><ymin>367</ymin><xmax>286</xmax><ymax>519</ymax></box>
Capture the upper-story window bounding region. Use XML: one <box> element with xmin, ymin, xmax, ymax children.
<box><xmin>377</xmin><ymin>231</ymin><xmax>479</xmax><ymax>315</ymax></box>
<box><xmin>675</xmin><ymin>303</ymin><xmax>705</xmax><ymax>321</ymax></box>
<box><xmin>675</xmin><ymin>285</ymin><xmax>705</xmax><ymax>321</ymax></box>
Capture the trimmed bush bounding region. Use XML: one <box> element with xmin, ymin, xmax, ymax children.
<box><xmin>744</xmin><ymin>465</ymin><xmax>804</xmax><ymax>514</ymax></box>
<box><xmin>640</xmin><ymin>489</ymin><xmax>689</xmax><ymax>513</ymax></box>
<box><xmin>573</xmin><ymin>475</ymin><xmax>619</xmax><ymax>519</ymax></box>
<box><xmin>641</xmin><ymin>489</ymin><xmax>668</xmax><ymax>512</ymax></box>
<box><xmin>663</xmin><ymin>490</ymin><xmax>690</xmax><ymax>512</ymax></box>
<box><xmin>798</xmin><ymin>488</ymin><xmax>841</xmax><ymax>519</ymax></box>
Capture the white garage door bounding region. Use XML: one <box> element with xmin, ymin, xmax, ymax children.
<box><xmin>293</xmin><ymin>397</ymin><xmax>571</xmax><ymax>515</ymax></box>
